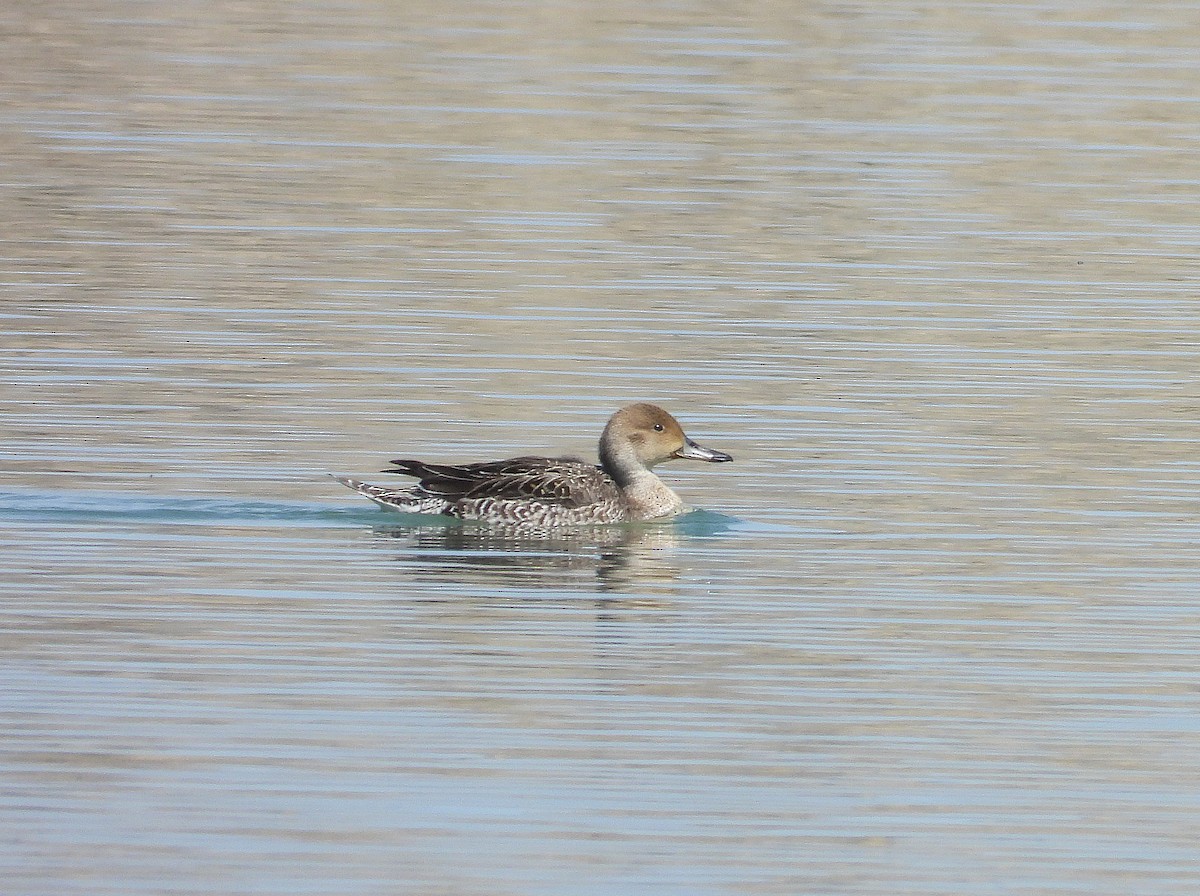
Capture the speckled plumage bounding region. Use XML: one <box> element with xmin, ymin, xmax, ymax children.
<box><xmin>335</xmin><ymin>403</ymin><xmax>732</xmax><ymax>526</ymax></box>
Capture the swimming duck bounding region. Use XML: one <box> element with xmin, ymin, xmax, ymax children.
<box><xmin>335</xmin><ymin>403</ymin><xmax>732</xmax><ymax>525</ymax></box>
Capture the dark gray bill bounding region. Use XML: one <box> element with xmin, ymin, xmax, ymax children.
<box><xmin>674</xmin><ymin>437</ymin><xmax>733</xmax><ymax>463</ymax></box>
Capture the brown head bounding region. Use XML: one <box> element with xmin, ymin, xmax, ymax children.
<box><xmin>598</xmin><ymin>403</ymin><xmax>732</xmax><ymax>484</ymax></box>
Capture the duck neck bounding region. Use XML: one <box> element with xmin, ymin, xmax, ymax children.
<box><xmin>599</xmin><ymin>441</ymin><xmax>683</xmax><ymax>520</ymax></box>
<box><xmin>598</xmin><ymin>437</ymin><xmax>637</xmax><ymax>488</ymax></box>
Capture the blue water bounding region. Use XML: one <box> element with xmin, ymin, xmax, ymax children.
<box><xmin>5</xmin><ymin>1</ymin><xmax>1200</xmax><ymax>894</ymax></box>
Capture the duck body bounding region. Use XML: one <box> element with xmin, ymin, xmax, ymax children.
<box><xmin>336</xmin><ymin>403</ymin><xmax>732</xmax><ymax>526</ymax></box>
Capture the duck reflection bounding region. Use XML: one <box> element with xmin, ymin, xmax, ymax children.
<box><xmin>366</xmin><ymin>511</ymin><xmax>736</xmax><ymax>593</ymax></box>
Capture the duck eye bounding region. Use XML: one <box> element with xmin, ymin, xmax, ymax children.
<box><xmin>653</xmin><ymin>423</ymin><xmax>664</xmax><ymax>432</ymax></box>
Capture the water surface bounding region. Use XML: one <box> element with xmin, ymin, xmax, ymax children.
<box><xmin>4</xmin><ymin>1</ymin><xmax>1200</xmax><ymax>893</ymax></box>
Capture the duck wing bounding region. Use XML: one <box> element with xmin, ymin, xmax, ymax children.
<box><xmin>383</xmin><ymin>456</ymin><xmax>613</xmax><ymax>508</ymax></box>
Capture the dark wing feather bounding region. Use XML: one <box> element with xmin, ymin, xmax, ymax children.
<box><xmin>384</xmin><ymin>455</ymin><xmax>609</xmax><ymax>508</ymax></box>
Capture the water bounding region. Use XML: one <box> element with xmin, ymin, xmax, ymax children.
<box><xmin>4</xmin><ymin>1</ymin><xmax>1200</xmax><ymax>893</ymax></box>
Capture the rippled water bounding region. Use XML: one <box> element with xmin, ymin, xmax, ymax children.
<box><xmin>4</xmin><ymin>1</ymin><xmax>1200</xmax><ymax>893</ymax></box>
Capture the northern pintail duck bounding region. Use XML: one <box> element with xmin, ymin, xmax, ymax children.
<box><xmin>335</xmin><ymin>403</ymin><xmax>732</xmax><ymax>525</ymax></box>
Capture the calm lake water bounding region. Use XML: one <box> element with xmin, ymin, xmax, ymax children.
<box><xmin>4</xmin><ymin>1</ymin><xmax>1200</xmax><ymax>893</ymax></box>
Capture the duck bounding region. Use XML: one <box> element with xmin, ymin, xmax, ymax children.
<box><xmin>334</xmin><ymin>403</ymin><xmax>732</xmax><ymax>525</ymax></box>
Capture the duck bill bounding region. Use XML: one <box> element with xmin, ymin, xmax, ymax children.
<box><xmin>673</xmin><ymin>437</ymin><xmax>732</xmax><ymax>463</ymax></box>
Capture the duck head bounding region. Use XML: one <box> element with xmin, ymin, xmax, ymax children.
<box><xmin>599</xmin><ymin>403</ymin><xmax>732</xmax><ymax>483</ymax></box>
